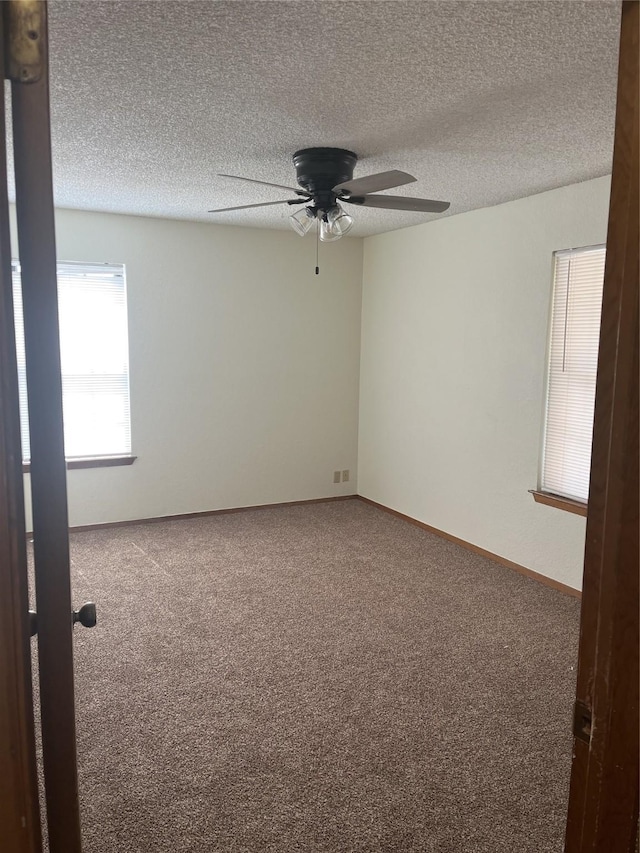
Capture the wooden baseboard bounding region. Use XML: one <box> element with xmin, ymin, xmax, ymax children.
<box><xmin>53</xmin><ymin>494</ymin><xmax>358</xmax><ymax>535</ymax></box>
<box><xmin>29</xmin><ymin>493</ymin><xmax>581</xmax><ymax>599</ymax></box>
<box><xmin>356</xmin><ymin>495</ymin><xmax>582</xmax><ymax>599</ymax></box>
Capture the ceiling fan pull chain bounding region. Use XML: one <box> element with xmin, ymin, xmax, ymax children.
<box><xmin>315</xmin><ymin>217</ymin><xmax>320</xmax><ymax>275</ymax></box>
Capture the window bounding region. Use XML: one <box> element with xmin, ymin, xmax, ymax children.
<box><xmin>539</xmin><ymin>245</ymin><xmax>606</xmax><ymax>504</ymax></box>
<box><xmin>13</xmin><ymin>261</ymin><xmax>132</xmax><ymax>462</ymax></box>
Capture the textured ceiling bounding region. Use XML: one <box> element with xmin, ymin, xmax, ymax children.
<box><xmin>9</xmin><ymin>1</ymin><xmax>621</xmax><ymax>236</ymax></box>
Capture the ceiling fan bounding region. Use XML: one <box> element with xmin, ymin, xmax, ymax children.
<box><xmin>208</xmin><ymin>148</ymin><xmax>450</xmax><ymax>242</ymax></box>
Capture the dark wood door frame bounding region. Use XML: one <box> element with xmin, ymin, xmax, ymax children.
<box><xmin>3</xmin><ymin>1</ymin><xmax>83</xmax><ymax>851</ymax></box>
<box><xmin>0</xmin><ymin>6</ymin><xmax>42</xmax><ymax>853</ymax></box>
<box><xmin>0</xmin><ymin>292</ymin><xmax>43</xmax><ymax>853</ymax></box>
<box><xmin>564</xmin><ymin>1</ymin><xmax>639</xmax><ymax>849</ymax></box>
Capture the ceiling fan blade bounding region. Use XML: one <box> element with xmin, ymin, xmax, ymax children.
<box><xmin>333</xmin><ymin>170</ymin><xmax>416</xmax><ymax>196</ymax></box>
<box><xmin>345</xmin><ymin>194</ymin><xmax>450</xmax><ymax>213</ymax></box>
<box><xmin>208</xmin><ymin>199</ymin><xmax>304</xmax><ymax>213</ymax></box>
<box><xmin>218</xmin><ymin>173</ymin><xmax>309</xmax><ymax>197</ymax></box>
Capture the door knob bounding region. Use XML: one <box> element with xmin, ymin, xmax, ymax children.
<box><xmin>27</xmin><ymin>602</ymin><xmax>97</xmax><ymax>635</ymax></box>
<box><xmin>73</xmin><ymin>602</ymin><xmax>97</xmax><ymax>628</ymax></box>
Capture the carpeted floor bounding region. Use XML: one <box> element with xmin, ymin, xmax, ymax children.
<box><xmin>41</xmin><ymin>498</ymin><xmax>581</xmax><ymax>852</ymax></box>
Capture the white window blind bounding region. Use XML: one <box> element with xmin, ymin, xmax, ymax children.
<box><xmin>541</xmin><ymin>245</ymin><xmax>606</xmax><ymax>502</ymax></box>
<box><xmin>13</xmin><ymin>261</ymin><xmax>131</xmax><ymax>461</ymax></box>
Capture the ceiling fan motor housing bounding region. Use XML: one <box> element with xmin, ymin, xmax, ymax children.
<box><xmin>293</xmin><ymin>147</ymin><xmax>357</xmax><ymax>211</ymax></box>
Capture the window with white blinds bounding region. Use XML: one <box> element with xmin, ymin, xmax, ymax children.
<box><xmin>540</xmin><ymin>245</ymin><xmax>606</xmax><ymax>503</ymax></box>
<box><xmin>13</xmin><ymin>261</ymin><xmax>131</xmax><ymax>461</ymax></box>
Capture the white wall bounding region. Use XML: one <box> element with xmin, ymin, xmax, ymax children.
<box><xmin>13</xmin><ymin>209</ymin><xmax>363</xmax><ymax>527</ymax></box>
<box><xmin>14</xmin><ymin>177</ymin><xmax>610</xmax><ymax>589</ymax></box>
<box><xmin>358</xmin><ymin>176</ymin><xmax>611</xmax><ymax>591</ymax></box>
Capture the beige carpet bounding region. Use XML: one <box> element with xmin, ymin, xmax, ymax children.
<box><xmin>46</xmin><ymin>498</ymin><xmax>580</xmax><ymax>851</ymax></box>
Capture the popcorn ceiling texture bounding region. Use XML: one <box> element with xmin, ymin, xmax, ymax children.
<box><xmin>22</xmin><ymin>1</ymin><xmax>621</xmax><ymax>236</ymax></box>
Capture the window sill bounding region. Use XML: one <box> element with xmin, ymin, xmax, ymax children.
<box><xmin>529</xmin><ymin>489</ymin><xmax>587</xmax><ymax>517</ymax></box>
<box><xmin>22</xmin><ymin>455</ymin><xmax>137</xmax><ymax>473</ymax></box>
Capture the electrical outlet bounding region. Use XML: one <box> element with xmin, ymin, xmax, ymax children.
<box><xmin>342</xmin><ymin>469</ymin><xmax>350</xmax><ymax>482</ymax></box>
<box><xmin>333</xmin><ymin>471</ymin><xmax>341</xmax><ymax>484</ymax></box>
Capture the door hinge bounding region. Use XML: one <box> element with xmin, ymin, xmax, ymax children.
<box><xmin>3</xmin><ymin>0</ymin><xmax>44</xmax><ymax>83</ymax></box>
<box><xmin>573</xmin><ymin>699</ymin><xmax>592</xmax><ymax>744</ymax></box>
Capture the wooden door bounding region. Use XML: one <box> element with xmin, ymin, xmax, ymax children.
<box><xmin>564</xmin><ymin>1</ymin><xmax>639</xmax><ymax>850</ymax></box>
<box><xmin>2</xmin><ymin>2</ymin><xmax>83</xmax><ymax>851</ymax></box>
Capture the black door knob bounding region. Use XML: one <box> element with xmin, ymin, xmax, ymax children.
<box><xmin>73</xmin><ymin>602</ymin><xmax>97</xmax><ymax>628</ymax></box>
